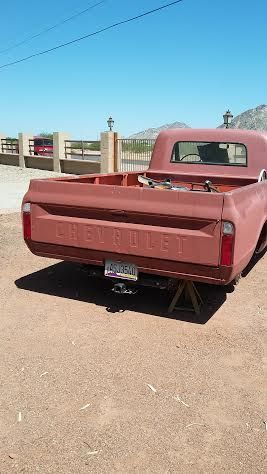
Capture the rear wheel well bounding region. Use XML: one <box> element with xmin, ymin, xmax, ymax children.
<box><xmin>255</xmin><ymin>222</ymin><xmax>267</xmax><ymax>255</ymax></box>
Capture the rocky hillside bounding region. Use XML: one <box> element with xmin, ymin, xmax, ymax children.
<box><xmin>128</xmin><ymin>121</ymin><xmax>190</xmax><ymax>139</ymax></box>
<box><xmin>129</xmin><ymin>105</ymin><xmax>267</xmax><ymax>138</ymax></box>
<box><xmin>220</xmin><ymin>104</ymin><xmax>267</xmax><ymax>130</ymax></box>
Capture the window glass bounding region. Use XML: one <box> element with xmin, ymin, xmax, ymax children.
<box><xmin>34</xmin><ymin>139</ymin><xmax>53</xmax><ymax>146</ymax></box>
<box><xmin>171</xmin><ymin>142</ymin><xmax>247</xmax><ymax>166</ymax></box>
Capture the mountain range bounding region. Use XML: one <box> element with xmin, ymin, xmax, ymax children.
<box><xmin>223</xmin><ymin>104</ymin><xmax>267</xmax><ymax>131</ymax></box>
<box><xmin>129</xmin><ymin>104</ymin><xmax>267</xmax><ymax>139</ymax></box>
<box><xmin>128</xmin><ymin>121</ymin><xmax>190</xmax><ymax>139</ymax></box>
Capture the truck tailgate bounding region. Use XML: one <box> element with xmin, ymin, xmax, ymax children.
<box><xmin>27</xmin><ymin>180</ymin><xmax>224</xmax><ymax>267</ymax></box>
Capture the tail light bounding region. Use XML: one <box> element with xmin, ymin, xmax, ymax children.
<box><xmin>220</xmin><ymin>221</ymin><xmax>234</xmax><ymax>266</ymax></box>
<box><xmin>22</xmin><ymin>202</ymin><xmax>31</xmax><ymax>240</ymax></box>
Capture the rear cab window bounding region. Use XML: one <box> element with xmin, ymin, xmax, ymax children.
<box><xmin>171</xmin><ymin>142</ymin><xmax>247</xmax><ymax>166</ymax></box>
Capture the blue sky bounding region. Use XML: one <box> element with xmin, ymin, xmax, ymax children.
<box><xmin>0</xmin><ymin>0</ymin><xmax>266</xmax><ymax>138</ymax></box>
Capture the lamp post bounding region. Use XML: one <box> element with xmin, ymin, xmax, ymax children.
<box><xmin>107</xmin><ymin>116</ymin><xmax>114</xmax><ymax>132</ymax></box>
<box><xmin>223</xmin><ymin>109</ymin><xmax>233</xmax><ymax>129</ymax></box>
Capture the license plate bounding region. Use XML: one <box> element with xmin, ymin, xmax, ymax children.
<box><xmin>104</xmin><ymin>260</ymin><xmax>138</xmax><ymax>281</ymax></box>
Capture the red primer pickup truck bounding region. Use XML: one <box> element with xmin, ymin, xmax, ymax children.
<box><xmin>22</xmin><ymin>129</ymin><xmax>267</xmax><ymax>289</ymax></box>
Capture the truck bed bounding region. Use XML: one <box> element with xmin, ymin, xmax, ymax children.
<box><xmin>57</xmin><ymin>171</ymin><xmax>255</xmax><ymax>192</ymax></box>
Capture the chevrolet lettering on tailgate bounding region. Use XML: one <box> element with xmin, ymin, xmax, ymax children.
<box><xmin>54</xmin><ymin>221</ymin><xmax>187</xmax><ymax>258</ymax></box>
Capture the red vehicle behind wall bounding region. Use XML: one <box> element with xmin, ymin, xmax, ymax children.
<box><xmin>22</xmin><ymin>129</ymin><xmax>267</xmax><ymax>288</ymax></box>
<box><xmin>33</xmin><ymin>137</ymin><xmax>53</xmax><ymax>156</ymax></box>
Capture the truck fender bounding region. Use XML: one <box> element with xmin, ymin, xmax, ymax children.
<box><xmin>258</xmin><ymin>169</ymin><xmax>267</xmax><ymax>182</ymax></box>
<box><xmin>255</xmin><ymin>221</ymin><xmax>267</xmax><ymax>255</ymax></box>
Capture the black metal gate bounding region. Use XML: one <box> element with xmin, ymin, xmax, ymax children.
<box><xmin>116</xmin><ymin>139</ymin><xmax>155</xmax><ymax>172</ymax></box>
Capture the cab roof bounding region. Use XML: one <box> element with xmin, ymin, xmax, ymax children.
<box><xmin>149</xmin><ymin>129</ymin><xmax>267</xmax><ymax>179</ymax></box>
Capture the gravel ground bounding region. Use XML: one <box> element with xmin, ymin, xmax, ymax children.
<box><xmin>0</xmin><ymin>165</ymin><xmax>71</xmax><ymax>214</ymax></box>
<box><xmin>0</xmin><ymin>213</ymin><xmax>266</xmax><ymax>473</ymax></box>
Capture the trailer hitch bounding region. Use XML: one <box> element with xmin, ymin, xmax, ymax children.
<box><xmin>112</xmin><ymin>282</ymin><xmax>138</xmax><ymax>295</ymax></box>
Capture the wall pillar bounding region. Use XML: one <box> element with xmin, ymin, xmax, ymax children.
<box><xmin>18</xmin><ymin>133</ymin><xmax>32</xmax><ymax>168</ymax></box>
<box><xmin>53</xmin><ymin>132</ymin><xmax>70</xmax><ymax>173</ymax></box>
<box><xmin>100</xmin><ymin>131</ymin><xmax>116</xmax><ymax>174</ymax></box>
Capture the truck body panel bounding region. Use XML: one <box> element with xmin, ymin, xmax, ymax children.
<box><xmin>22</xmin><ymin>129</ymin><xmax>267</xmax><ymax>286</ymax></box>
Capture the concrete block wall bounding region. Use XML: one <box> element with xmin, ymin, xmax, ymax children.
<box><xmin>60</xmin><ymin>159</ymin><xmax>100</xmax><ymax>175</ymax></box>
<box><xmin>24</xmin><ymin>156</ymin><xmax>54</xmax><ymax>171</ymax></box>
<box><xmin>0</xmin><ymin>130</ymin><xmax>117</xmax><ymax>175</ymax></box>
<box><xmin>0</xmin><ymin>153</ymin><xmax>19</xmax><ymax>167</ymax></box>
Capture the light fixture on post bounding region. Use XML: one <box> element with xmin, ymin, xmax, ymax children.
<box><xmin>223</xmin><ymin>109</ymin><xmax>233</xmax><ymax>129</ymax></box>
<box><xmin>107</xmin><ymin>116</ymin><xmax>114</xmax><ymax>132</ymax></box>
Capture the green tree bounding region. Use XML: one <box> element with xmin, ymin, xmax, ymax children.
<box><xmin>39</xmin><ymin>132</ymin><xmax>53</xmax><ymax>139</ymax></box>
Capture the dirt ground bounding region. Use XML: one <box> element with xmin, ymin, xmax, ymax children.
<box><xmin>0</xmin><ymin>213</ymin><xmax>266</xmax><ymax>474</ymax></box>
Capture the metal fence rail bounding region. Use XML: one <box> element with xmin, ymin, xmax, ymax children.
<box><xmin>65</xmin><ymin>140</ymin><xmax>100</xmax><ymax>160</ymax></box>
<box><xmin>117</xmin><ymin>139</ymin><xmax>155</xmax><ymax>172</ymax></box>
<box><xmin>1</xmin><ymin>138</ymin><xmax>19</xmax><ymax>154</ymax></box>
